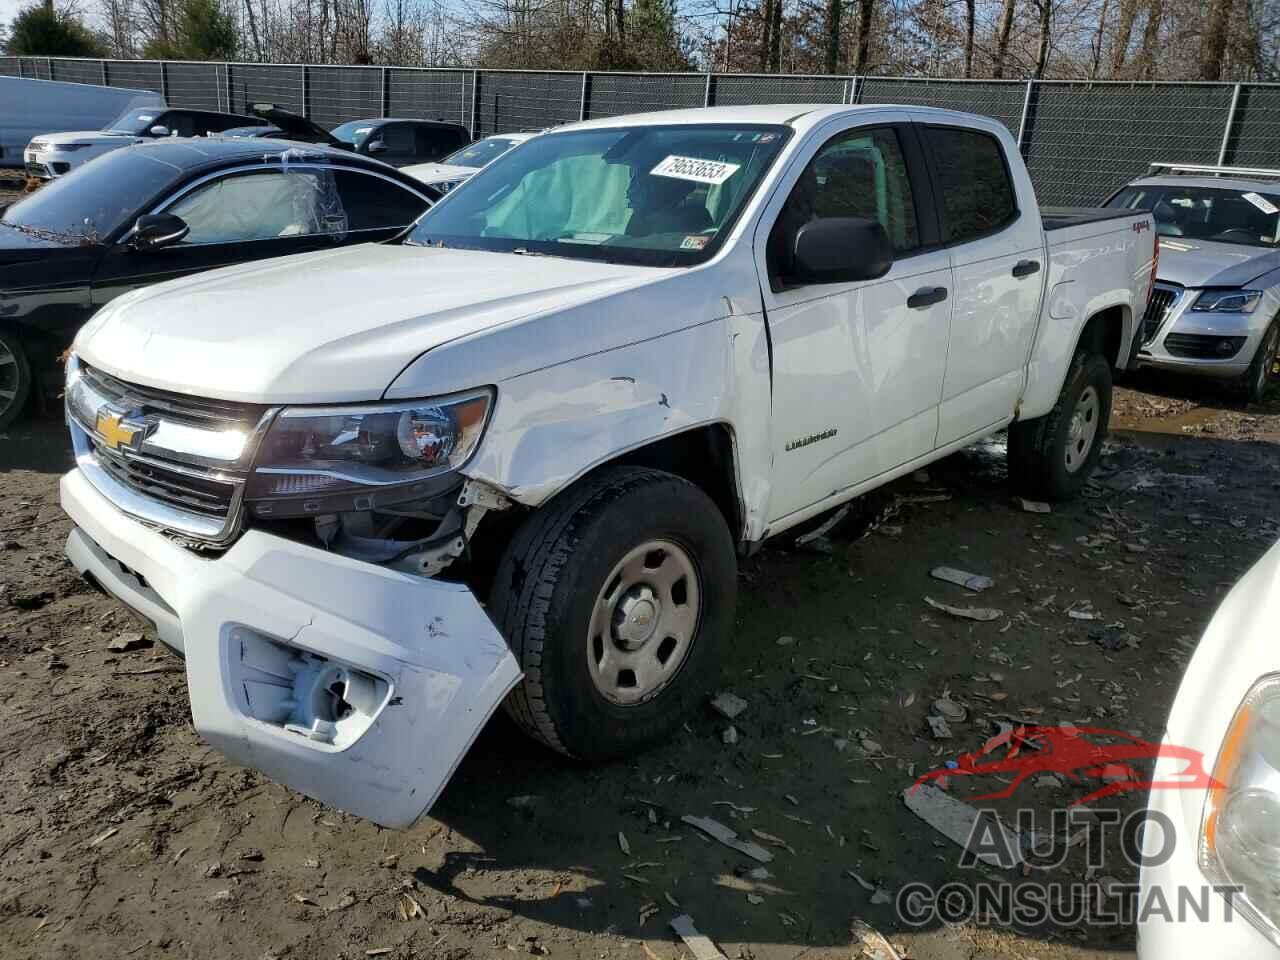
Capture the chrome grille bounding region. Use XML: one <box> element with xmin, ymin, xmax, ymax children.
<box><xmin>1142</xmin><ymin>284</ymin><xmax>1183</xmax><ymax>344</ymax></box>
<box><xmin>90</xmin><ymin>439</ymin><xmax>237</xmax><ymax>517</ymax></box>
<box><xmin>66</xmin><ymin>359</ymin><xmax>275</xmax><ymax>546</ymax></box>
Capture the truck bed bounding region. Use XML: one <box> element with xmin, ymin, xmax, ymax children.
<box><xmin>1040</xmin><ymin>206</ymin><xmax>1137</xmax><ymax>231</ymax></box>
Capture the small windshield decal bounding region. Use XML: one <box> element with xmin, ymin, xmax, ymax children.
<box><xmin>651</xmin><ymin>155</ymin><xmax>741</xmax><ymax>185</ymax></box>
<box><xmin>137</xmin><ymin>115</ymin><xmax>154</xmax><ymax>122</ymax></box>
<box><xmin>680</xmin><ymin>235</ymin><xmax>710</xmax><ymax>250</ymax></box>
<box><xmin>1242</xmin><ymin>192</ymin><xmax>1279</xmax><ymax>215</ymax></box>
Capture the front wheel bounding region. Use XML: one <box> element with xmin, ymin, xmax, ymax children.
<box><xmin>492</xmin><ymin>466</ymin><xmax>737</xmax><ymax>760</ymax></box>
<box><xmin>0</xmin><ymin>326</ymin><xmax>32</xmax><ymax>431</ymax></box>
<box><xmin>1008</xmin><ymin>352</ymin><xmax>1112</xmax><ymax>501</ymax></box>
<box><xmin>1241</xmin><ymin>319</ymin><xmax>1279</xmax><ymax>404</ymax></box>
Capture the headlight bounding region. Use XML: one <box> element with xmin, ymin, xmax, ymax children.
<box><xmin>246</xmin><ymin>389</ymin><xmax>491</xmax><ymax>516</ymax></box>
<box><xmin>1192</xmin><ymin>289</ymin><xmax>1263</xmax><ymax>313</ymax></box>
<box><xmin>50</xmin><ymin>143</ymin><xmax>93</xmax><ymax>152</ymax></box>
<box><xmin>1200</xmin><ymin>673</ymin><xmax>1280</xmax><ymax>946</ymax></box>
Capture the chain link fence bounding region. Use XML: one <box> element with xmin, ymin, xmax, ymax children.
<box><xmin>4</xmin><ymin>55</ymin><xmax>1278</xmax><ymax>205</ymax></box>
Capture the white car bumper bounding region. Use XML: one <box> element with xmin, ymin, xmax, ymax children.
<box><xmin>61</xmin><ymin>467</ymin><xmax>522</xmax><ymax>828</ymax></box>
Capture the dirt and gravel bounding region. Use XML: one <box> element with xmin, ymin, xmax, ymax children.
<box><xmin>1</xmin><ymin>173</ymin><xmax>31</xmax><ymax>208</ymax></box>
<box><xmin>1</xmin><ymin>370</ymin><xmax>1278</xmax><ymax>960</ymax></box>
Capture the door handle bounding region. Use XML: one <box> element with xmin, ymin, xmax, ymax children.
<box><xmin>907</xmin><ymin>286</ymin><xmax>948</xmax><ymax>309</ymax></box>
<box><xmin>1012</xmin><ymin>259</ymin><xmax>1041</xmax><ymax>278</ymax></box>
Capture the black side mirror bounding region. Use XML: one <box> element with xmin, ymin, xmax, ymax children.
<box><xmin>792</xmin><ymin>217</ymin><xmax>894</xmax><ymax>285</ymax></box>
<box><xmin>129</xmin><ymin>213</ymin><xmax>189</xmax><ymax>250</ymax></box>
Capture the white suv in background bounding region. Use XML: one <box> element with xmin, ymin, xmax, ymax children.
<box><xmin>403</xmin><ymin>131</ymin><xmax>539</xmax><ymax>193</ymax></box>
<box><xmin>25</xmin><ymin>106</ymin><xmax>268</xmax><ymax>179</ymax></box>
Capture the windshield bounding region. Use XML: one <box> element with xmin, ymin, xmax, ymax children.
<box><xmin>1108</xmin><ymin>184</ymin><xmax>1280</xmax><ymax>249</ymax></box>
<box><xmin>441</xmin><ymin>137</ymin><xmax>520</xmax><ymax>169</ymax></box>
<box><xmin>2</xmin><ymin>149</ymin><xmax>182</xmax><ymax>244</ymax></box>
<box><xmin>331</xmin><ymin>120</ymin><xmax>376</xmax><ymax>146</ymax></box>
<box><xmin>406</xmin><ymin>124</ymin><xmax>789</xmax><ymax>267</ymax></box>
<box><xmin>104</xmin><ymin>108</ymin><xmax>164</xmax><ymax>135</ymax></box>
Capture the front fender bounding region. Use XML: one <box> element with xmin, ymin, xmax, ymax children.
<box><xmin>460</xmin><ymin>316</ymin><xmax>772</xmax><ymax>543</ymax></box>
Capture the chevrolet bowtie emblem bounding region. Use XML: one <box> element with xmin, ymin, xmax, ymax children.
<box><xmin>95</xmin><ymin>410</ymin><xmax>141</xmax><ymax>450</ymax></box>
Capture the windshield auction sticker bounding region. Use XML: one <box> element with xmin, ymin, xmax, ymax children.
<box><xmin>651</xmin><ymin>155</ymin><xmax>741</xmax><ymax>185</ymax></box>
<box><xmin>1242</xmin><ymin>191</ymin><xmax>1279</xmax><ymax>215</ymax></box>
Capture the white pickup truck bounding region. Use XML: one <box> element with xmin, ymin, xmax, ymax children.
<box><xmin>60</xmin><ymin>105</ymin><xmax>1157</xmax><ymax>828</ymax></box>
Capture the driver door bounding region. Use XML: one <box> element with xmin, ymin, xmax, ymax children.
<box><xmin>758</xmin><ymin>115</ymin><xmax>953</xmax><ymax>526</ymax></box>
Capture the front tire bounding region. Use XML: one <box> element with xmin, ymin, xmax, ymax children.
<box><xmin>492</xmin><ymin>466</ymin><xmax>737</xmax><ymax>760</ymax></box>
<box><xmin>1008</xmin><ymin>352</ymin><xmax>1112</xmax><ymax>501</ymax></box>
<box><xmin>1241</xmin><ymin>319</ymin><xmax>1279</xmax><ymax>404</ymax></box>
<box><xmin>0</xmin><ymin>326</ymin><xmax>32</xmax><ymax>431</ymax></box>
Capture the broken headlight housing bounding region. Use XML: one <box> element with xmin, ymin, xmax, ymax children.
<box><xmin>246</xmin><ymin>389</ymin><xmax>492</xmax><ymax>518</ymax></box>
<box><xmin>1199</xmin><ymin>673</ymin><xmax>1280</xmax><ymax>947</ymax></box>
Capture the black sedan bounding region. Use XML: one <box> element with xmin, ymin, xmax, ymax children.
<box><xmin>0</xmin><ymin>137</ymin><xmax>438</xmax><ymax>427</ymax></box>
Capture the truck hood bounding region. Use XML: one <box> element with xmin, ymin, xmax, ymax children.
<box><xmin>74</xmin><ymin>244</ymin><xmax>667</xmax><ymax>404</ymax></box>
<box><xmin>1157</xmin><ymin>237</ymin><xmax>1280</xmax><ymax>288</ymax></box>
<box><xmin>31</xmin><ymin>130</ymin><xmax>140</xmax><ymax>147</ymax></box>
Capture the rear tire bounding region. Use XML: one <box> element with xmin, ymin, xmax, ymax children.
<box><xmin>1008</xmin><ymin>352</ymin><xmax>1112</xmax><ymax>501</ymax></box>
<box><xmin>0</xmin><ymin>326</ymin><xmax>32</xmax><ymax>431</ymax></box>
<box><xmin>491</xmin><ymin>466</ymin><xmax>737</xmax><ymax>760</ymax></box>
<box><xmin>1240</xmin><ymin>319</ymin><xmax>1279</xmax><ymax>405</ymax></box>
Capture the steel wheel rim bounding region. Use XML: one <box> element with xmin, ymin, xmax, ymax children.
<box><xmin>1065</xmin><ymin>385</ymin><xmax>1099</xmax><ymax>473</ymax></box>
<box><xmin>586</xmin><ymin>538</ymin><xmax>701</xmax><ymax>707</ymax></box>
<box><xmin>0</xmin><ymin>337</ymin><xmax>18</xmax><ymax>416</ymax></box>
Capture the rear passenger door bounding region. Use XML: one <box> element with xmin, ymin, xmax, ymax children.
<box><xmin>922</xmin><ymin>123</ymin><xmax>1045</xmax><ymax>447</ymax></box>
<box><xmin>759</xmin><ymin>117</ymin><xmax>954</xmax><ymax>525</ymax></box>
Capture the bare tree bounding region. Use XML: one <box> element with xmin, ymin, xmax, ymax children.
<box><xmin>1109</xmin><ymin>0</ymin><xmax>1138</xmax><ymax>73</ymax></box>
<box><xmin>1032</xmin><ymin>0</ymin><xmax>1052</xmax><ymax>75</ymax></box>
<box><xmin>1198</xmin><ymin>0</ymin><xmax>1234</xmax><ymax>77</ymax></box>
<box><xmin>824</xmin><ymin>0</ymin><xmax>841</xmax><ymax>72</ymax></box>
<box><xmin>851</xmin><ymin>0</ymin><xmax>873</xmax><ymax>72</ymax></box>
<box><xmin>961</xmin><ymin>0</ymin><xmax>974</xmax><ymax>76</ymax></box>
<box><xmin>1135</xmin><ymin>0</ymin><xmax>1162</xmax><ymax>77</ymax></box>
<box><xmin>991</xmin><ymin>0</ymin><xmax>1017</xmax><ymax>77</ymax></box>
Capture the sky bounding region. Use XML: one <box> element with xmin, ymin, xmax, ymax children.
<box><xmin>1</xmin><ymin>0</ymin><xmax>22</xmax><ymax>32</ymax></box>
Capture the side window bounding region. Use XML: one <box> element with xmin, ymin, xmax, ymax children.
<box><xmin>202</xmin><ymin>114</ymin><xmax>245</xmax><ymax>134</ymax></box>
<box><xmin>376</xmin><ymin>124</ymin><xmax>417</xmax><ymax>160</ymax></box>
<box><xmin>769</xmin><ymin>126</ymin><xmax>920</xmax><ymax>280</ymax></box>
<box><xmin>924</xmin><ymin>126</ymin><xmax>1017</xmax><ymax>244</ymax></box>
<box><xmin>165</xmin><ymin>169</ymin><xmax>350</xmax><ymax>244</ymax></box>
<box><xmin>160</xmin><ymin>111</ymin><xmax>196</xmax><ymax>138</ymax></box>
<box><xmin>415</xmin><ymin>127</ymin><xmax>456</xmax><ymax>161</ymax></box>
<box><xmin>332</xmin><ymin>171</ymin><xmax>430</xmax><ymax>232</ymax></box>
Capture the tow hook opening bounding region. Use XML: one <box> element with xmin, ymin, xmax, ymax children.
<box><xmin>230</xmin><ymin>626</ymin><xmax>389</xmax><ymax>749</ymax></box>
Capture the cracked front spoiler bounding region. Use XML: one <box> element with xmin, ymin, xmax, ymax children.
<box><xmin>61</xmin><ymin>467</ymin><xmax>522</xmax><ymax>828</ymax></box>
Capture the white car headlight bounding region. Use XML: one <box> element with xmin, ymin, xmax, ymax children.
<box><xmin>1192</xmin><ymin>289</ymin><xmax>1263</xmax><ymax>313</ymax></box>
<box><xmin>1200</xmin><ymin>673</ymin><xmax>1280</xmax><ymax>945</ymax></box>
<box><xmin>246</xmin><ymin>389</ymin><xmax>492</xmax><ymax>517</ymax></box>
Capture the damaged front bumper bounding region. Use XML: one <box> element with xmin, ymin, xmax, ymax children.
<box><xmin>61</xmin><ymin>466</ymin><xmax>521</xmax><ymax>828</ymax></box>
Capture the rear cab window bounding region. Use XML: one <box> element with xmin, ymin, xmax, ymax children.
<box><xmin>923</xmin><ymin>126</ymin><xmax>1018</xmax><ymax>244</ymax></box>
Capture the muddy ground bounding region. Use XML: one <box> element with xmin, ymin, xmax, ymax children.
<box><xmin>1</xmin><ymin>364</ymin><xmax>1278</xmax><ymax>960</ymax></box>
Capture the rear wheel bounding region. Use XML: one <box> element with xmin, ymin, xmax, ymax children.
<box><xmin>492</xmin><ymin>466</ymin><xmax>736</xmax><ymax>760</ymax></box>
<box><xmin>1241</xmin><ymin>319</ymin><xmax>1279</xmax><ymax>404</ymax></box>
<box><xmin>1008</xmin><ymin>351</ymin><xmax>1112</xmax><ymax>501</ymax></box>
<box><xmin>0</xmin><ymin>327</ymin><xmax>32</xmax><ymax>431</ymax></box>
